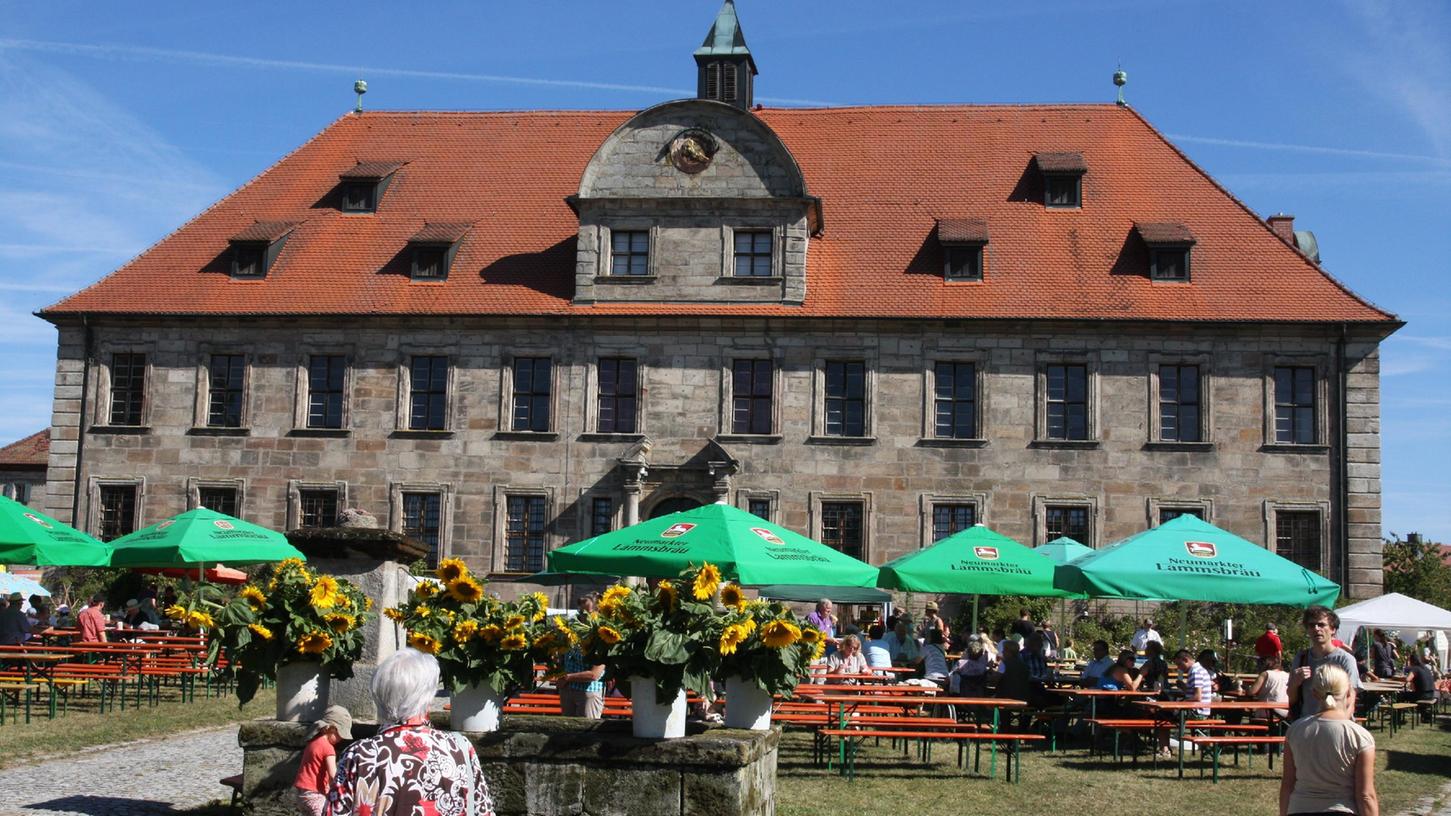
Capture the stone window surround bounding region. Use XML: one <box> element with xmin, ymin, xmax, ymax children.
<box><xmin>1031</xmin><ymin>493</ymin><xmax>1101</xmax><ymax>548</ymax></box>
<box><xmin>1145</xmin><ymin>496</ymin><xmax>1214</xmax><ymax>527</ymax></box>
<box><xmin>808</xmin><ymin>491</ymin><xmax>873</xmax><ymax>561</ymax></box>
<box><xmin>286</xmin><ymin>479</ymin><xmax>348</xmax><ymax>531</ymax></box>
<box><xmin>190</xmin><ymin>347</ymin><xmax>252</xmax><ymax>432</ymax></box>
<box><xmin>87</xmin><ymin>476</ymin><xmax>146</xmax><ymax>539</ymax></box>
<box><xmin>919</xmin><ymin>491</ymin><xmax>990</xmax><ymax>547</ymax></box>
<box><xmin>717</xmin><ymin>351</ymin><xmax>785</xmax><ymax>440</ymax></box>
<box><xmin>921</xmin><ymin>354</ymin><xmax>988</xmax><ymax>443</ymax></box>
<box><xmin>582</xmin><ymin>348</ymin><xmax>646</xmax><ymax>438</ymax></box>
<box><xmin>575</xmin><ymin>488</ymin><xmax>621</xmax><ymax>540</ymax></box>
<box><xmin>292</xmin><ymin>350</ymin><xmax>355</xmax><ymax>433</ymax></box>
<box><xmin>719</xmin><ymin>224</ymin><xmax>785</xmax><ymax>280</ymax></box>
<box><xmin>734</xmin><ymin>488</ymin><xmax>780</xmax><ymax>523</ymax></box>
<box><xmin>595</xmin><ymin>223</ymin><xmax>659</xmax><ymax>279</ymax></box>
<box><xmin>1146</xmin><ymin>353</ymin><xmax>1214</xmax><ymax>447</ymax></box>
<box><xmin>186</xmin><ymin>477</ymin><xmax>245</xmax><ymax>516</ymax></box>
<box><xmin>492</xmin><ymin>485</ymin><xmax>556</xmax><ymax>575</ymax></box>
<box><xmin>1033</xmin><ymin>354</ymin><xmax>1100</xmax><ymax>445</ymax></box>
<box><xmin>389</xmin><ymin>481</ymin><xmax>455</xmax><ymax>561</ymax></box>
<box><xmin>497</xmin><ymin>350</ymin><xmax>562</xmax><ymax>437</ymax></box>
<box><xmin>1262</xmin><ymin>499</ymin><xmax>1332</xmax><ymax>574</ymax></box>
<box><xmin>1261</xmin><ymin>354</ymin><xmax>1331</xmax><ymax>450</ymax></box>
<box><xmin>90</xmin><ymin>342</ymin><xmax>155</xmax><ymax>429</ymax></box>
<box><xmin>394</xmin><ymin>350</ymin><xmax>457</xmax><ymax>433</ymax></box>
<box><xmin>809</xmin><ymin>349</ymin><xmax>878</xmax><ymax>442</ymax></box>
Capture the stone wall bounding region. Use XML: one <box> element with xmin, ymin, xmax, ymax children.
<box><xmin>238</xmin><ymin>716</ymin><xmax>778</xmax><ymax>816</ymax></box>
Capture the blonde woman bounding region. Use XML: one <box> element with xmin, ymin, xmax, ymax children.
<box><xmin>1280</xmin><ymin>664</ymin><xmax>1378</xmax><ymax>816</ymax></box>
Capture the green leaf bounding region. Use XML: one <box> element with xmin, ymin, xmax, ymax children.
<box><xmin>644</xmin><ymin>629</ymin><xmax>689</xmax><ymax>664</ymax></box>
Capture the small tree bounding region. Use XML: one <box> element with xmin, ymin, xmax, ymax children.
<box><xmin>1383</xmin><ymin>533</ymin><xmax>1451</xmax><ymax>610</ymax></box>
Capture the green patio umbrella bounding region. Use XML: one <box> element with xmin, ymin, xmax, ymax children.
<box><xmin>0</xmin><ymin>495</ymin><xmax>112</xmax><ymax>566</ymax></box>
<box><xmin>876</xmin><ymin>524</ymin><xmax>1080</xmax><ymax>597</ymax></box>
<box><xmin>1033</xmin><ymin>536</ymin><xmax>1095</xmax><ymax>564</ymax></box>
<box><xmin>1053</xmin><ymin>514</ymin><xmax>1339</xmax><ymax>607</ymax></box>
<box><xmin>754</xmin><ymin>584</ymin><xmax>892</xmax><ymax>604</ymax></box>
<box><xmin>108</xmin><ymin>508</ymin><xmax>305</xmax><ymax>568</ymax></box>
<box><xmin>546</xmin><ymin>503</ymin><xmax>879</xmax><ymax>587</ymax></box>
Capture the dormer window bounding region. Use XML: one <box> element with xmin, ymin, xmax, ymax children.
<box><xmin>610</xmin><ymin>230</ymin><xmax>651</xmax><ymax>276</ymax></box>
<box><xmin>337</xmin><ymin>161</ymin><xmax>403</xmax><ymax>214</ymax></box>
<box><xmin>1136</xmin><ymin>222</ymin><xmax>1196</xmax><ymax>282</ymax></box>
<box><xmin>407</xmin><ymin>223</ymin><xmax>470</xmax><ymax>281</ymax></box>
<box><xmin>1036</xmin><ymin>152</ymin><xmax>1087</xmax><ymax>209</ymax></box>
<box><xmin>936</xmin><ymin>218</ymin><xmax>988</xmax><ymax>282</ymax></box>
<box><xmin>228</xmin><ymin>221</ymin><xmax>296</xmax><ymax>279</ymax></box>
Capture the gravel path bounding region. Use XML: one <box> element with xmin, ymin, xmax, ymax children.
<box><xmin>0</xmin><ymin>726</ymin><xmax>241</xmax><ymax>816</ymax></box>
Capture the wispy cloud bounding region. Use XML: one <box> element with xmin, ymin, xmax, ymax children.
<box><xmin>0</xmin><ymin>37</ymin><xmax>837</xmax><ymax>107</ymax></box>
<box><xmin>1165</xmin><ymin>134</ymin><xmax>1451</xmax><ymax>166</ymax></box>
<box><xmin>1339</xmin><ymin>2</ymin><xmax>1451</xmax><ymax>160</ymax></box>
<box><xmin>1381</xmin><ymin>336</ymin><xmax>1451</xmax><ymax>377</ymax></box>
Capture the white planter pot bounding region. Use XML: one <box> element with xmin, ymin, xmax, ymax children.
<box><xmin>276</xmin><ymin>661</ymin><xmax>329</xmax><ymax>722</ymax></box>
<box><xmin>450</xmin><ymin>682</ymin><xmax>504</xmax><ymax>732</ymax></box>
<box><xmin>629</xmin><ymin>676</ymin><xmax>686</xmax><ymax>739</ymax></box>
<box><xmin>723</xmin><ymin>676</ymin><xmax>773</xmax><ymax>730</ymax></box>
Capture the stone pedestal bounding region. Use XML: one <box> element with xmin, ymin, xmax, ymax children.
<box><xmin>239</xmin><ymin>715</ymin><xmax>778</xmax><ymax>816</ymax></box>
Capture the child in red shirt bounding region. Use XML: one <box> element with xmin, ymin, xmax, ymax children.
<box><xmin>293</xmin><ymin>705</ymin><xmax>352</xmax><ymax>816</ymax></box>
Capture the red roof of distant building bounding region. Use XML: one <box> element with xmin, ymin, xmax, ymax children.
<box><xmin>42</xmin><ymin>104</ymin><xmax>1396</xmax><ymax>324</ymax></box>
<box><xmin>0</xmin><ymin>430</ymin><xmax>49</xmax><ymax>468</ymax></box>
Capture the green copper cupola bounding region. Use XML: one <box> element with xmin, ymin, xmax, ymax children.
<box><xmin>694</xmin><ymin>0</ymin><xmax>757</xmax><ymax>109</ymax></box>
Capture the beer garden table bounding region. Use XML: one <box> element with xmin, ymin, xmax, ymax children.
<box><xmin>1135</xmin><ymin>699</ymin><xmax>1279</xmax><ymax>778</ymax></box>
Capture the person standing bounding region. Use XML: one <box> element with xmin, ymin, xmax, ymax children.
<box><xmin>1130</xmin><ymin>618</ymin><xmax>1162</xmax><ymax>652</ymax></box>
<box><xmin>1369</xmin><ymin>629</ymin><xmax>1397</xmax><ymax>679</ymax></box>
<box><xmin>77</xmin><ymin>594</ymin><xmax>108</xmax><ymax>643</ymax></box>
<box><xmin>293</xmin><ymin>705</ymin><xmax>351</xmax><ymax>816</ymax></box>
<box><xmin>1289</xmin><ymin>606</ymin><xmax>1361</xmax><ymax>720</ymax></box>
<box><xmin>806</xmin><ymin>598</ymin><xmax>839</xmax><ymax>655</ymax></box>
<box><xmin>1249</xmin><ymin>653</ymin><xmax>1291</xmax><ymax>719</ymax></box>
<box><xmin>1279</xmin><ymin>664</ymin><xmax>1378</xmax><ymax>816</ymax></box>
<box><xmin>1010</xmin><ymin>609</ymin><xmax>1036</xmax><ymax>641</ymax></box>
<box><xmin>916</xmin><ymin>602</ymin><xmax>950</xmax><ymax>643</ymax></box>
<box><xmin>557</xmin><ymin>597</ymin><xmax>605</xmax><ymax>719</ymax></box>
<box><xmin>1256</xmin><ymin>622</ymin><xmax>1284</xmax><ymax>668</ymax></box>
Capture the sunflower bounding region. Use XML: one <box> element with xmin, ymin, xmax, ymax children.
<box><xmin>503</xmin><ymin>614</ymin><xmax>525</xmax><ymax>630</ymax></box>
<box><xmin>601</xmin><ymin>585</ymin><xmax>632</xmax><ymax>606</ymax></box>
<box><xmin>598</xmin><ymin>598</ymin><xmax>623</xmax><ymax>619</ymax></box>
<box><xmin>164</xmin><ymin>604</ymin><xmax>187</xmax><ymax>620</ymax></box>
<box><xmin>596</xmin><ymin>625</ymin><xmax>622</xmax><ymax>645</ymax></box>
<box><xmin>812</xmin><ymin>639</ymin><xmax>826</xmax><ymax>661</ymax></box>
<box><xmin>760</xmin><ymin>619</ymin><xmax>802</xmax><ymax>648</ymax></box>
<box><xmin>446</xmin><ymin>576</ymin><xmax>484</xmax><ymax>604</ymax></box>
<box><xmin>719</xmin><ymin>623</ymin><xmax>749</xmax><ymax>656</ymax></box>
<box><xmin>656</xmin><ymin>580</ymin><xmax>678</xmax><ymax>611</ymax></box>
<box><xmin>310</xmin><ymin>575</ymin><xmax>340</xmax><ymax>610</ymax></box>
<box><xmin>186</xmin><ymin>610</ymin><xmax>214</xmax><ymax>631</ymax></box>
<box><xmin>239</xmin><ymin>585</ymin><xmax>267</xmax><ymax>610</ymax></box>
<box><xmin>527</xmin><ymin>592</ymin><xmax>549</xmax><ymax>621</ymax></box>
<box><xmin>692</xmin><ymin>562</ymin><xmax>721</xmax><ymax>601</ymax></box>
<box><xmin>364</xmin><ymin>597</ymin><xmax>374</xmax><ymax>611</ymax></box>
<box><xmin>248</xmin><ymin>623</ymin><xmax>274</xmax><ymax>640</ymax></box>
<box><xmin>436</xmin><ymin>557</ymin><xmax>469</xmax><ymax>583</ymax></box>
<box><xmin>326</xmin><ymin>613</ymin><xmax>356</xmax><ymax>633</ymax></box>
<box><xmin>740</xmin><ymin>616</ymin><xmax>757</xmax><ymax>635</ymax></box>
<box><xmin>801</xmin><ymin>627</ymin><xmax>822</xmax><ymax>644</ymax></box>
<box><xmin>479</xmin><ymin>623</ymin><xmax>504</xmax><ymax>643</ymax></box>
<box><xmin>413</xmin><ymin>581</ymin><xmax>439</xmax><ymax>600</ymax></box>
<box><xmin>297</xmin><ymin>631</ymin><xmax>333</xmax><ymax>655</ymax></box>
<box><xmin>500</xmin><ymin>632</ymin><xmax>528</xmax><ymax>651</ymax></box>
<box><xmin>452</xmin><ymin>619</ymin><xmax>479</xmax><ymax>642</ymax></box>
<box><xmin>415</xmin><ymin>604</ymin><xmax>432</xmax><ymax>618</ymax></box>
<box><xmin>720</xmin><ymin>583</ymin><xmax>747</xmax><ymax>612</ymax></box>
<box><xmin>383</xmin><ymin>607</ymin><xmax>405</xmax><ymax>622</ymax></box>
<box><xmin>407</xmin><ymin>632</ymin><xmax>441</xmax><ymax>654</ymax></box>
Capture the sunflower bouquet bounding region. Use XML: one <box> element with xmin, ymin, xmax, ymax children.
<box><xmin>169</xmin><ymin>558</ymin><xmax>373</xmax><ymax>705</ymax></box>
<box><xmin>571</xmin><ymin>562</ymin><xmax>728</xmax><ymax>704</ymax></box>
<box><xmin>383</xmin><ymin>557</ymin><xmax>551</xmax><ymax>695</ymax></box>
<box><xmin>715</xmin><ymin>583</ymin><xmax>823</xmax><ymax>698</ymax></box>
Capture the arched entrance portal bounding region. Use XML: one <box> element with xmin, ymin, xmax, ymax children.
<box><xmin>648</xmin><ymin>496</ymin><xmax>704</xmax><ymax>520</ymax></box>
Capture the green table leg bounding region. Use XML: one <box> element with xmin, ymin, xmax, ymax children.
<box><xmin>1176</xmin><ymin>711</ymin><xmax>1187</xmax><ymax>778</ymax></box>
<box><xmin>989</xmin><ymin>707</ymin><xmax>1000</xmax><ymax>778</ymax></box>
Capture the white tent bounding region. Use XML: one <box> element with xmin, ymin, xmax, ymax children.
<box><xmin>1336</xmin><ymin>592</ymin><xmax>1451</xmax><ymax>667</ymax></box>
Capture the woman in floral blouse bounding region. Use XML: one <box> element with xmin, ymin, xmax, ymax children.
<box><xmin>327</xmin><ymin>648</ymin><xmax>495</xmax><ymax>816</ymax></box>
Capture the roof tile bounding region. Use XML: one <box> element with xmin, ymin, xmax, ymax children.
<box><xmin>937</xmin><ymin>218</ymin><xmax>989</xmax><ymax>243</ymax></box>
<box><xmin>1035</xmin><ymin>151</ymin><xmax>1087</xmax><ymax>173</ymax></box>
<box><xmin>339</xmin><ymin>161</ymin><xmax>405</xmax><ymax>179</ymax></box>
<box><xmin>230</xmin><ymin>221</ymin><xmax>299</xmax><ymax>243</ymax></box>
<box><xmin>0</xmin><ymin>430</ymin><xmax>49</xmax><ymax>468</ymax></box>
<box><xmin>410</xmin><ymin>222</ymin><xmax>473</xmax><ymax>244</ymax></box>
<box><xmin>1136</xmin><ymin>222</ymin><xmax>1196</xmax><ymax>244</ymax></box>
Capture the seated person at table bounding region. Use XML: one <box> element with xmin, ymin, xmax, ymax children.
<box><xmin>921</xmin><ymin>629</ymin><xmax>950</xmax><ymax>688</ymax></box>
<box><xmin>885</xmin><ymin>619</ymin><xmax>922</xmax><ymax>668</ymax></box>
<box><xmin>1156</xmin><ymin>649</ymin><xmax>1213</xmax><ymax>755</ymax></box>
<box><xmin>121</xmin><ymin>599</ymin><xmax>142</xmax><ymax>629</ymax></box>
<box><xmin>992</xmin><ymin>627</ymin><xmax>1010</xmax><ymax>663</ymax></box>
<box><xmin>1139</xmin><ymin>641</ymin><xmax>1169</xmax><ymax>693</ymax></box>
<box><xmin>825</xmin><ymin>634</ymin><xmax>870</xmax><ymax>680</ymax></box>
<box><xmin>950</xmin><ymin>637</ymin><xmax>993</xmax><ymax>696</ymax></box>
<box><xmin>1401</xmin><ymin>652</ymin><xmax>1437</xmax><ymax>703</ymax></box>
<box><xmin>77</xmin><ymin>595</ymin><xmax>108</xmax><ymax>642</ymax></box>
<box><xmin>995</xmin><ymin>640</ymin><xmax>1034</xmax><ymax>721</ymax></box>
<box><xmin>1098</xmin><ymin>660</ymin><xmax>1141</xmax><ymax>692</ymax></box>
<box><xmin>0</xmin><ymin>594</ymin><xmax>31</xmax><ymax>645</ymax></box>
<box><xmin>1022</xmin><ymin>633</ymin><xmax>1052</xmax><ymax>685</ymax></box>
<box><xmin>863</xmin><ymin>624</ymin><xmax>893</xmax><ymax>670</ymax></box>
<box><xmin>1249</xmin><ymin>652</ymin><xmax>1291</xmax><ymax>719</ymax></box>
<box><xmin>1058</xmin><ymin>638</ymin><xmax>1079</xmax><ymax>662</ymax></box>
<box><xmin>137</xmin><ymin>597</ymin><xmax>162</xmax><ymax>629</ymax></box>
<box><xmin>1081</xmin><ymin>640</ymin><xmax>1115</xmax><ymax>687</ymax></box>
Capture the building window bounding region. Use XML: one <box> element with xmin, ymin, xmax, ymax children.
<box><xmin>596</xmin><ymin>358</ymin><xmax>637</xmax><ymax>434</ymax></box>
<box><xmin>820</xmin><ymin>502</ymin><xmax>864</xmax><ymax>559</ymax></box>
<box><xmin>207</xmin><ymin>354</ymin><xmax>246</xmax><ymax>428</ymax></box>
<box><xmin>1160</xmin><ymin>507</ymin><xmax>1203</xmax><ymax>525</ymax></box>
<box><xmin>732</xmin><ymin>360</ymin><xmax>774</xmax><ymax>435</ymax></box>
<box><xmin>1045</xmin><ymin>504</ymin><xmax>1091</xmax><ymax>545</ymax></box>
<box><xmin>511</xmin><ymin>357</ymin><xmax>552</xmax><ymax>432</ymax></box>
<box><xmin>933</xmin><ymin>362</ymin><xmax>977</xmax><ymax>439</ymax></box>
<box><xmin>3</xmin><ymin>483</ymin><xmax>29</xmax><ymax>504</ymax></box>
<box><xmin>610</xmin><ymin>230</ymin><xmax>650</xmax><ymax>276</ymax></box>
<box><xmin>1275</xmin><ymin>510</ymin><xmax>1321</xmax><ymax>571</ymax></box>
<box><xmin>232</xmin><ymin>242</ymin><xmax>266</xmax><ymax>278</ymax></box>
<box><xmin>98</xmin><ymin>485</ymin><xmax>137</xmax><ymax>541</ymax></box>
<box><xmin>1158</xmin><ymin>364</ymin><xmax>1201</xmax><ymax>442</ymax></box>
<box><xmin>109</xmin><ymin>352</ymin><xmax>146</xmax><ymax>426</ymax></box>
<box><xmin>402</xmin><ymin>492</ymin><xmax>443</xmax><ymax>567</ymax></box>
<box><xmin>307</xmin><ymin>355</ymin><xmax>347</xmax><ymax>429</ymax></box>
<box><xmin>733</xmin><ymin>230</ymin><xmax>773</xmax><ymax>277</ymax></box>
<box><xmin>748</xmin><ymin>498</ymin><xmax>771</xmax><ymax>521</ymax></box>
<box><xmin>198</xmin><ymin>486</ymin><xmax>238</xmax><ymax>517</ymax></box>
<box><xmin>932</xmin><ymin>503</ymin><xmax>977</xmax><ymax>542</ymax></box>
<box><xmin>1151</xmin><ymin>247</ymin><xmax>1191</xmax><ymax>281</ymax></box>
<box><xmin>411</xmin><ymin>245</ymin><xmax>448</xmax><ymax>280</ymax></box>
<box><xmin>340</xmin><ymin>182</ymin><xmax>376</xmax><ymax>213</ymax></box>
<box><xmin>589</xmin><ymin>496</ymin><xmax>613</xmax><ymax>538</ymax></box>
<box><xmin>824</xmin><ymin>361</ymin><xmax>867</xmax><ymax>437</ymax></box>
<box><xmin>298</xmin><ymin>489</ymin><xmax>339</xmax><ymax>529</ymax></box>
<box><xmin>944</xmin><ymin>245</ymin><xmax>983</xmax><ymax>281</ymax></box>
<box><xmin>1045</xmin><ymin>364</ymin><xmax>1089</xmax><ymax>440</ymax></box>
<box><xmin>505</xmin><ymin>495</ymin><xmax>547</xmax><ymax>573</ymax></box>
<box><xmin>408</xmin><ymin>356</ymin><xmax>449</xmax><ymax>431</ymax></box>
<box><xmin>1274</xmin><ymin>366</ymin><xmax>1317</xmax><ymax>444</ymax></box>
<box><xmin>1045</xmin><ymin>175</ymin><xmax>1081</xmax><ymax>208</ymax></box>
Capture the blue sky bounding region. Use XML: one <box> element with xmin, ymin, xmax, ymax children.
<box><xmin>0</xmin><ymin>1</ymin><xmax>1446</xmax><ymax>541</ymax></box>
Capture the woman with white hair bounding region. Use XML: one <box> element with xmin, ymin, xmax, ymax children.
<box><xmin>327</xmin><ymin>648</ymin><xmax>494</xmax><ymax>816</ymax></box>
<box><xmin>1279</xmin><ymin>664</ymin><xmax>1378</xmax><ymax>816</ymax></box>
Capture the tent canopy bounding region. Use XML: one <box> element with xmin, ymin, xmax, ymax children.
<box><xmin>108</xmin><ymin>508</ymin><xmax>305</xmax><ymax>568</ymax></box>
<box><xmin>877</xmin><ymin>524</ymin><xmax>1080</xmax><ymax>597</ymax></box>
<box><xmin>753</xmin><ymin>584</ymin><xmax>892</xmax><ymax>604</ymax></box>
<box><xmin>1334</xmin><ymin>592</ymin><xmax>1451</xmax><ymax>644</ymax></box>
<box><xmin>1033</xmin><ymin>536</ymin><xmax>1095</xmax><ymax>564</ymax></box>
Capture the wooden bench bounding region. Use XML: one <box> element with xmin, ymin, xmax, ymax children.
<box><xmin>819</xmin><ymin>728</ymin><xmax>1044</xmax><ymax>783</ymax></box>
<box><xmin>1193</xmin><ymin>735</ymin><xmax>1286</xmax><ymax>782</ymax></box>
<box><xmin>220</xmin><ymin>773</ymin><xmax>243</xmax><ymax>811</ymax></box>
<box><xmin>1381</xmin><ymin>702</ymin><xmax>1420</xmax><ymax>735</ymax></box>
<box><xmin>0</xmin><ymin>681</ymin><xmax>45</xmax><ymax>725</ymax></box>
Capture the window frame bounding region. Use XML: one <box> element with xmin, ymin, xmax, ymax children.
<box><xmin>575</xmin><ymin>490</ymin><xmax>619</xmax><ymax>540</ymax></box>
<box><xmin>409</xmin><ymin>243</ymin><xmax>454</xmax><ymax>281</ymax></box>
<box><xmin>813</xmin><ymin>356</ymin><xmax>874</xmax><ymax>441</ymax></box>
<box><xmin>339</xmin><ymin>181</ymin><xmax>378</xmax><ymax>214</ymax></box>
<box><xmin>399</xmin><ymin>354</ymin><xmax>451</xmax><ymax>432</ymax></box>
<box><xmin>925</xmin><ymin>359</ymin><xmax>984</xmax><ymax>442</ymax></box>
<box><xmin>390</xmin><ymin>483</ymin><xmax>452</xmax><ymax>569</ymax></box>
<box><xmin>230</xmin><ymin>241</ymin><xmax>268</xmax><ymax>279</ymax></box>
<box><xmin>1033</xmin><ymin>494</ymin><xmax>1099</xmax><ymax>547</ymax></box>
<box><xmin>810</xmin><ymin>491</ymin><xmax>872</xmax><ymax>561</ymax></box>
<box><xmin>1268</xmin><ymin>363</ymin><xmax>1324</xmax><ymax>447</ymax></box>
<box><xmin>727</xmin><ymin>357</ymin><xmax>778</xmax><ymax>437</ymax></box>
<box><xmin>1035</xmin><ymin>358</ymin><xmax>1097</xmax><ymax>444</ymax></box>
<box><xmin>493</xmin><ymin>486</ymin><xmax>554</xmax><ymax>575</ymax></box>
<box><xmin>735</xmin><ymin>489</ymin><xmax>780</xmax><ymax>524</ymax></box>
<box><xmin>287</xmin><ymin>480</ymin><xmax>347</xmax><ymax>531</ymax></box>
<box><xmin>590</xmin><ymin>356</ymin><xmax>641</xmax><ymax>436</ymax></box>
<box><xmin>942</xmin><ymin>243</ymin><xmax>985</xmax><ymax>282</ymax></box>
<box><xmin>104</xmin><ymin>350</ymin><xmax>150</xmax><ymax>428</ymax></box>
<box><xmin>919</xmin><ymin>491</ymin><xmax>989</xmax><ymax>547</ymax></box>
<box><xmin>1043</xmin><ymin>173</ymin><xmax>1083</xmax><ymax>209</ymax></box>
<box><xmin>608</xmin><ymin>228</ymin><xmax>652</xmax><ymax>277</ymax></box>
<box><xmin>1148</xmin><ymin>356</ymin><xmax>1212</xmax><ymax>446</ymax></box>
<box><xmin>731</xmin><ymin>228</ymin><xmax>776</xmax><ymax>278</ymax></box>
<box><xmin>187</xmin><ymin>477</ymin><xmax>245</xmax><ymax>518</ymax></box>
<box><xmin>1150</xmin><ymin>245</ymin><xmax>1193</xmax><ymax>282</ymax></box>
<box><xmin>504</xmin><ymin>355</ymin><xmax>556</xmax><ymax>435</ymax></box>
<box><xmin>1145</xmin><ymin>496</ymin><xmax>1213</xmax><ymax>528</ymax></box>
<box><xmin>296</xmin><ymin>353</ymin><xmax>351</xmax><ymax>432</ymax></box>
<box><xmin>89</xmin><ymin>477</ymin><xmax>144</xmax><ymax>542</ymax></box>
<box><xmin>204</xmin><ymin>353</ymin><xmax>248</xmax><ymax>429</ymax></box>
<box><xmin>1264</xmin><ymin>500</ymin><xmax>1331</xmax><ymax>574</ymax></box>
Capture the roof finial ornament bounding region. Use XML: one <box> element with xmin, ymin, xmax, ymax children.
<box><xmin>1113</xmin><ymin>65</ymin><xmax>1128</xmax><ymax>107</ymax></box>
<box><xmin>354</xmin><ymin>78</ymin><xmax>368</xmax><ymax>114</ymax></box>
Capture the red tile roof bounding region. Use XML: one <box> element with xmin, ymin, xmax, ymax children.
<box><xmin>937</xmin><ymin>218</ymin><xmax>990</xmax><ymax>243</ymax></box>
<box><xmin>0</xmin><ymin>430</ymin><xmax>49</xmax><ymax>468</ymax></box>
<box><xmin>410</xmin><ymin>223</ymin><xmax>473</xmax><ymax>244</ymax></box>
<box><xmin>1034</xmin><ymin>151</ymin><xmax>1088</xmax><ymax>173</ymax></box>
<box><xmin>230</xmin><ymin>221</ymin><xmax>298</xmax><ymax>243</ymax></box>
<box><xmin>42</xmin><ymin>104</ymin><xmax>1396</xmax><ymax>324</ymax></box>
<box><xmin>1136</xmin><ymin>222</ymin><xmax>1196</xmax><ymax>244</ymax></box>
<box><xmin>339</xmin><ymin>161</ymin><xmax>405</xmax><ymax>179</ymax></box>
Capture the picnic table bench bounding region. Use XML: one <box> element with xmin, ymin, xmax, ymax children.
<box><xmin>820</xmin><ymin>727</ymin><xmax>1044</xmax><ymax>782</ymax></box>
<box><xmin>1193</xmin><ymin>735</ymin><xmax>1286</xmax><ymax>782</ymax></box>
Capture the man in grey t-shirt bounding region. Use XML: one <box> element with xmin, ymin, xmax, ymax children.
<box><xmin>1289</xmin><ymin>605</ymin><xmax>1360</xmax><ymax>718</ymax></box>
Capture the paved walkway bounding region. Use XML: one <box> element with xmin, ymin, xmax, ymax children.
<box><xmin>0</xmin><ymin>726</ymin><xmax>241</xmax><ymax>816</ymax></box>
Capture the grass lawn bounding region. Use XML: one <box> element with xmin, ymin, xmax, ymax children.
<box><xmin>0</xmin><ymin>680</ymin><xmax>276</xmax><ymax>771</ymax></box>
<box><xmin>776</xmin><ymin>718</ymin><xmax>1451</xmax><ymax>816</ymax></box>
